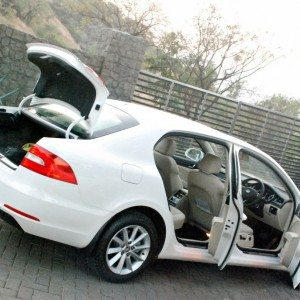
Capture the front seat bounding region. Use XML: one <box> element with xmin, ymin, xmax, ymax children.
<box><xmin>154</xmin><ymin>138</ymin><xmax>183</xmax><ymax>198</ymax></box>
<box><xmin>188</xmin><ymin>153</ymin><xmax>254</xmax><ymax>248</ymax></box>
<box><xmin>188</xmin><ymin>153</ymin><xmax>224</xmax><ymax>230</ymax></box>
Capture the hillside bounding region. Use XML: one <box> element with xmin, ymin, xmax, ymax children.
<box><xmin>0</xmin><ymin>0</ymin><xmax>143</xmax><ymax>54</ymax></box>
<box><xmin>0</xmin><ymin>0</ymin><xmax>80</xmax><ymax>49</ymax></box>
<box><xmin>0</xmin><ymin>13</ymin><xmax>35</xmax><ymax>35</ymax></box>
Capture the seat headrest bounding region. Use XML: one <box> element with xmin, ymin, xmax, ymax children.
<box><xmin>198</xmin><ymin>153</ymin><xmax>222</xmax><ymax>175</ymax></box>
<box><xmin>155</xmin><ymin>138</ymin><xmax>177</xmax><ymax>156</ymax></box>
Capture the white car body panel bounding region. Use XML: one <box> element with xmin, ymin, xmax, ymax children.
<box><xmin>290</xmin><ymin>242</ymin><xmax>300</xmax><ymax>288</ymax></box>
<box><xmin>0</xmin><ymin>99</ymin><xmax>299</xmax><ymax>286</ymax></box>
<box><xmin>26</xmin><ymin>43</ymin><xmax>109</xmax><ymax>135</ymax></box>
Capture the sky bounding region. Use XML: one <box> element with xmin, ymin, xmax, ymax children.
<box><xmin>156</xmin><ymin>0</ymin><xmax>300</xmax><ymax>102</ymax></box>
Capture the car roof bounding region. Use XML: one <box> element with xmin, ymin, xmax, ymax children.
<box><xmin>107</xmin><ymin>99</ymin><xmax>265</xmax><ymax>151</ymax></box>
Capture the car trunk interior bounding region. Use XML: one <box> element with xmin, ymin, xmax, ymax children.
<box><xmin>0</xmin><ymin>111</ymin><xmax>62</xmax><ymax>165</ymax></box>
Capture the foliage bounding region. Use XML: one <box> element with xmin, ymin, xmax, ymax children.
<box><xmin>34</xmin><ymin>24</ymin><xmax>67</xmax><ymax>47</ymax></box>
<box><xmin>145</xmin><ymin>5</ymin><xmax>273</xmax><ymax>98</ymax></box>
<box><xmin>1</xmin><ymin>1</ymin><xmax>275</xmax><ymax>101</ymax></box>
<box><xmin>0</xmin><ymin>0</ymin><xmax>14</xmax><ymax>14</ymax></box>
<box><xmin>57</xmin><ymin>0</ymin><xmax>164</xmax><ymax>41</ymax></box>
<box><xmin>257</xmin><ymin>94</ymin><xmax>300</xmax><ymax>117</ymax></box>
<box><xmin>0</xmin><ymin>0</ymin><xmax>49</xmax><ymax>21</ymax></box>
<box><xmin>0</xmin><ymin>0</ymin><xmax>71</xmax><ymax>47</ymax></box>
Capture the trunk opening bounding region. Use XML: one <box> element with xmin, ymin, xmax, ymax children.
<box><xmin>0</xmin><ymin>111</ymin><xmax>63</xmax><ymax>166</ymax></box>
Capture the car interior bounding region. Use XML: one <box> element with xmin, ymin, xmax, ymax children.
<box><xmin>154</xmin><ymin>135</ymin><xmax>295</xmax><ymax>252</ymax></box>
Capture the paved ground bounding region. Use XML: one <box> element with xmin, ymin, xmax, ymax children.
<box><xmin>0</xmin><ymin>219</ymin><xmax>299</xmax><ymax>300</ymax></box>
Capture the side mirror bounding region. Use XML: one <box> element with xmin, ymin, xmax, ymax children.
<box><xmin>185</xmin><ymin>148</ymin><xmax>204</xmax><ymax>162</ymax></box>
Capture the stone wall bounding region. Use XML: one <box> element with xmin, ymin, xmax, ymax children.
<box><xmin>0</xmin><ymin>25</ymin><xmax>43</xmax><ymax>106</ymax></box>
<box><xmin>93</xmin><ymin>28</ymin><xmax>147</xmax><ymax>100</ymax></box>
<box><xmin>0</xmin><ymin>24</ymin><xmax>146</xmax><ymax>106</ymax></box>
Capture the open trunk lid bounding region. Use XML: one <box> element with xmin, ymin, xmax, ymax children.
<box><xmin>25</xmin><ymin>43</ymin><xmax>109</xmax><ymax>135</ymax></box>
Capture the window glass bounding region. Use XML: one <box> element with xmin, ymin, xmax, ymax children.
<box><xmin>26</xmin><ymin>103</ymin><xmax>137</xmax><ymax>138</ymax></box>
<box><xmin>27</xmin><ymin>103</ymin><xmax>90</xmax><ymax>137</ymax></box>
<box><xmin>210</xmin><ymin>143</ymin><xmax>227</xmax><ymax>167</ymax></box>
<box><xmin>94</xmin><ymin>105</ymin><xmax>123</xmax><ymax>131</ymax></box>
<box><xmin>239</xmin><ymin>151</ymin><xmax>286</xmax><ymax>190</ymax></box>
<box><xmin>172</xmin><ymin>136</ymin><xmax>204</xmax><ymax>163</ymax></box>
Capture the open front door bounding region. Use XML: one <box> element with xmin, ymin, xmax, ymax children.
<box><xmin>280</xmin><ymin>207</ymin><xmax>300</xmax><ymax>288</ymax></box>
<box><xmin>208</xmin><ymin>145</ymin><xmax>243</xmax><ymax>269</ymax></box>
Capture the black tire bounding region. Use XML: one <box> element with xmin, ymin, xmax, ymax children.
<box><xmin>93</xmin><ymin>211</ymin><xmax>158</xmax><ymax>283</ymax></box>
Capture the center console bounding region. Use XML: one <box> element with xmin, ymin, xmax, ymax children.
<box><xmin>169</xmin><ymin>189</ymin><xmax>187</xmax><ymax>206</ymax></box>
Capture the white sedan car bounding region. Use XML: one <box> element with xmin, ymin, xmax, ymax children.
<box><xmin>0</xmin><ymin>44</ymin><xmax>299</xmax><ymax>287</ymax></box>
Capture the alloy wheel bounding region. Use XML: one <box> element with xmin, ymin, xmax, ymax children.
<box><xmin>105</xmin><ymin>225</ymin><xmax>151</xmax><ymax>275</ymax></box>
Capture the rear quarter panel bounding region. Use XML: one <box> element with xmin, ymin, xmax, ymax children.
<box><xmin>38</xmin><ymin>125</ymin><xmax>176</xmax><ymax>249</ymax></box>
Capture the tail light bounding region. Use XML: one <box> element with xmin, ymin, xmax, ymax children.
<box><xmin>20</xmin><ymin>144</ymin><xmax>77</xmax><ymax>185</ymax></box>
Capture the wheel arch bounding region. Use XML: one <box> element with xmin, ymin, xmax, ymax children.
<box><xmin>84</xmin><ymin>205</ymin><xmax>166</xmax><ymax>256</ymax></box>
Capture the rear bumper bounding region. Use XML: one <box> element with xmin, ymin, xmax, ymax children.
<box><xmin>0</xmin><ymin>161</ymin><xmax>113</xmax><ymax>248</ymax></box>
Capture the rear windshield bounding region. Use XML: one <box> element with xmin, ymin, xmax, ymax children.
<box><xmin>26</xmin><ymin>103</ymin><xmax>138</xmax><ymax>138</ymax></box>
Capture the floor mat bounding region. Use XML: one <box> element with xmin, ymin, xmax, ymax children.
<box><xmin>176</xmin><ymin>223</ymin><xmax>209</xmax><ymax>241</ymax></box>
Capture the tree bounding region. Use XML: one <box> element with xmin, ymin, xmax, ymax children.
<box><xmin>257</xmin><ymin>94</ymin><xmax>300</xmax><ymax>117</ymax></box>
<box><xmin>145</xmin><ymin>5</ymin><xmax>273</xmax><ymax>98</ymax></box>
<box><xmin>15</xmin><ymin>0</ymin><xmax>43</xmax><ymax>22</ymax></box>
<box><xmin>0</xmin><ymin>0</ymin><xmax>44</xmax><ymax>21</ymax></box>
<box><xmin>60</xmin><ymin>0</ymin><xmax>164</xmax><ymax>41</ymax></box>
<box><xmin>0</xmin><ymin>0</ymin><xmax>13</xmax><ymax>13</ymax></box>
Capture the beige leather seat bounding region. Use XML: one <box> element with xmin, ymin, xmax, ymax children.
<box><xmin>154</xmin><ymin>138</ymin><xmax>183</xmax><ymax>198</ymax></box>
<box><xmin>188</xmin><ymin>153</ymin><xmax>225</xmax><ymax>230</ymax></box>
<box><xmin>188</xmin><ymin>153</ymin><xmax>254</xmax><ymax>248</ymax></box>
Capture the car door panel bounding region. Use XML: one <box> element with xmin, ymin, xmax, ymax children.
<box><xmin>208</xmin><ymin>144</ymin><xmax>243</xmax><ymax>269</ymax></box>
<box><xmin>236</xmin><ymin>146</ymin><xmax>300</xmax><ymax>287</ymax></box>
<box><xmin>280</xmin><ymin>215</ymin><xmax>300</xmax><ymax>288</ymax></box>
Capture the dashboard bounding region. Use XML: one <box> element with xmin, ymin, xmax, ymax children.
<box><xmin>244</xmin><ymin>180</ymin><xmax>293</xmax><ymax>231</ymax></box>
<box><xmin>261</xmin><ymin>185</ymin><xmax>288</xmax><ymax>208</ymax></box>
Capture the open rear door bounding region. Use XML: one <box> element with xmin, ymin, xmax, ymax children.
<box><xmin>208</xmin><ymin>145</ymin><xmax>244</xmax><ymax>269</ymax></box>
<box><xmin>280</xmin><ymin>207</ymin><xmax>300</xmax><ymax>288</ymax></box>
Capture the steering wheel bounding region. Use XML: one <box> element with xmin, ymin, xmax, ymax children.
<box><xmin>242</xmin><ymin>178</ymin><xmax>265</xmax><ymax>207</ymax></box>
